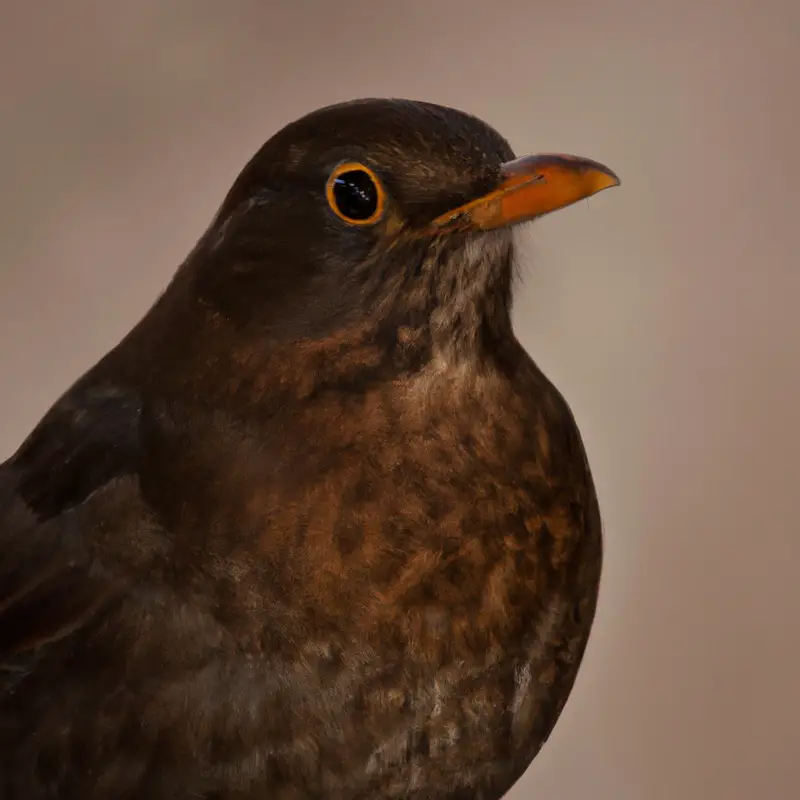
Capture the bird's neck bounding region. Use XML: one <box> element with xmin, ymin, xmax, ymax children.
<box><xmin>100</xmin><ymin>233</ymin><xmax>517</xmax><ymax>411</ymax></box>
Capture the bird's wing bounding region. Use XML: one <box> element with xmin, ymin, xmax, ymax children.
<box><xmin>0</xmin><ymin>379</ymin><xmax>146</xmax><ymax>683</ymax></box>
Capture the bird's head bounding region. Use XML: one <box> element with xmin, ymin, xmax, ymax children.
<box><xmin>174</xmin><ymin>99</ymin><xmax>618</xmax><ymax>371</ymax></box>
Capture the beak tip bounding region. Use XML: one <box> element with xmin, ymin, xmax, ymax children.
<box><xmin>599</xmin><ymin>172</ymin><xmax>621</xmax><ymax>191</ymax></box>
<box><xmin>579</xmin><ymin>164</ymin><xmax>620</xmax><ymax>202</ymax></box>
<box><xmin>582</xmin><ymin>158</ymin><xmax>620</xmax><ymax>192</ymax></box>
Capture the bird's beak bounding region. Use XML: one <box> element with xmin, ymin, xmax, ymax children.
<box><xmin>430</xmin><ymin>154</ymin><xmax>620</xmax><ymax>232</ymax></box>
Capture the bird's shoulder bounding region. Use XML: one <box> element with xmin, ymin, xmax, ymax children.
<box><xmin>0</xmin><ymin>375</ymin><xmax>253</xmax><ymax>795</ymax></box>
<box><xmin>10</xmin><ymin>378</ymin><xmax>143</xmax><ymax>516</ymax></box>
<box><xmin>0</xmin><ymin>375</ymin><xmax>191</xmax><ymax>678</ymax></box>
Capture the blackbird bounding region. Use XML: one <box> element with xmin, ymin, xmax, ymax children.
<box><xmin>0</xmin><ymin>98</ymin><xmax>619</xmax><ymax>799</ymax></box>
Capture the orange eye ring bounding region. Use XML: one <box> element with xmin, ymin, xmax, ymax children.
<box><xmin>325</xmin><ymin>162</ymin><xmax>386</xmax><ymax>225</ymax></box>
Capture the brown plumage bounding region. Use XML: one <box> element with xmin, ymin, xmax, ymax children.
<box><xmin>0</xmin><ymin>98</ymin><xmax>618</xmax><ymax>799</ymax></box>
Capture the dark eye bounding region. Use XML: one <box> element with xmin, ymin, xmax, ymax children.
<box><xmin>325</xmin><ymin>162</ymin><xmax>386</xmax><ymax>225</ymax></box>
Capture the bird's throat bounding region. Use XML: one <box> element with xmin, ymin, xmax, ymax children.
<box><xmin>420</xmin><ymin>230</ymin><xmax>515</xmax><ymax>364</ymax></box>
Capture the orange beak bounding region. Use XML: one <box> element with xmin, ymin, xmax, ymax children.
<box><xmin>431</xmin><ymin>154</ymin><xmax>620</xmax><ymax>232</ymax></box>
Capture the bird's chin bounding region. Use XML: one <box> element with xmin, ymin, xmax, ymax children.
<box><xmin>471</xmin><ymin>227</ymin><xmax>515</xmax><ymax>270</ymax></box>
<box><xmin>433</xmin><ymin>226</ymin><xmax>515</xmax><ymax>284</ymax></box>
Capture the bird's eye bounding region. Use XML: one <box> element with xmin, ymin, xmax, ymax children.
<box><xmin>325</xmin><ymin>162</ymin><xmax>386</xmax><ymax>225</ymax></box>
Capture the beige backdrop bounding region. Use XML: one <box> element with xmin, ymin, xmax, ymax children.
<box><xmin>1</xmin><ymin>1</ymin><xmax>798</xmax><ymax>798</ymax></box>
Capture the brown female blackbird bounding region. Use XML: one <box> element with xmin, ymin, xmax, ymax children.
<box><xmin>0</xmin><ymin>99</ymin><xmax>619</xmax><ymax>799</ymax></box>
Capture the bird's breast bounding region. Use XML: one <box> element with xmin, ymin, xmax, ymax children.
<box><xmin>182</xmin><ymin>364</ymin><xmax>597</xmax><ymax>666</ymax></box>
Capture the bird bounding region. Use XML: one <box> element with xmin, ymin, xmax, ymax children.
<box><xmin>0</xmin><ymin>98</ymin><xmax>619</xmax><ymax>799</ymax></box>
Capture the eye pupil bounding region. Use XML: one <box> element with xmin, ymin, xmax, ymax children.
<box><xmin>332</xmin><ymin>169</ymin><xmax>379</xmax><ymax>221</ymax></box>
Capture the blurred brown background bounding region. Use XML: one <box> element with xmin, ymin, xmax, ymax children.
<box><xmin>1</xmin><ymin>1</ymin><xmax>798</xmax><ymax>798</ymax></box>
